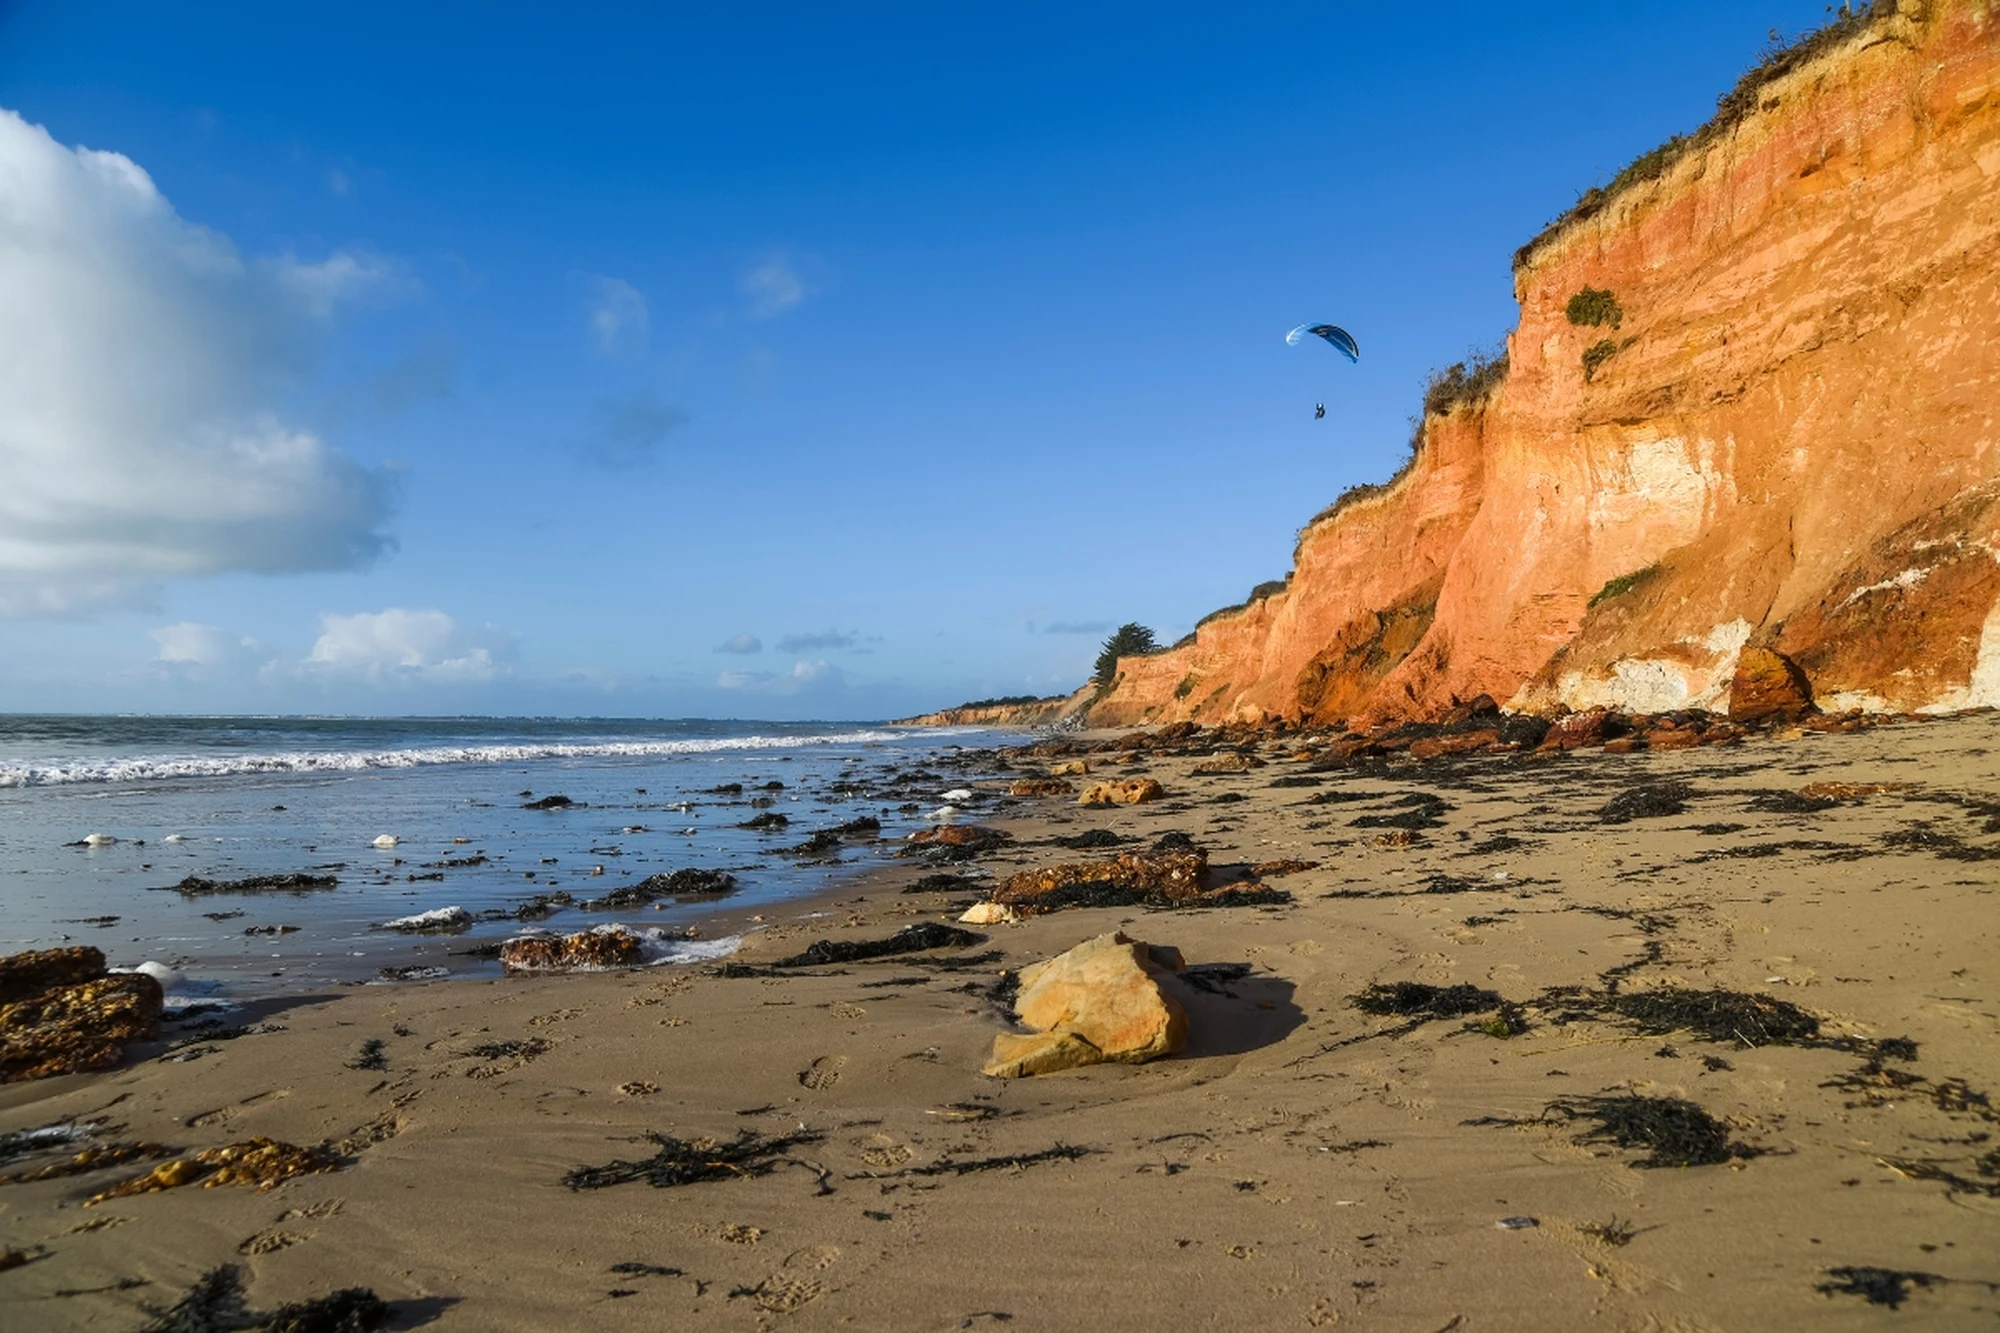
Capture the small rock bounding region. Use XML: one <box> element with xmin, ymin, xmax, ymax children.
<box><xmin>958</xmin><ymin>902</ymin><xmax>1019</xmax><ymax>926</ymax></box>
<box><xmin>371</xmin><ymin>834</ymin><xmax>399</xmax><ymax>849</ymax></box>
<box><xmin>1078</xmin><ymin>778</ymin><xmax>1166</xmax><ymax>807</ymax></box>
<box><xmin>1050</xmin><ymin>760</ymin><xmax>1090</xmax><ymax>777</ymax></box>
<box><xmin>1008</xmin><ymin>778</ymin><xmax>1076</xmax><ymax>798</ymax></box>
<box><xmin>984</xmin><ymin>1031</ymin><xmax>1103</xmax><ymax>1078</ymax></box>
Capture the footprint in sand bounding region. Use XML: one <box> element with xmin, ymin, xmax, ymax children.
<box><xmin>854</xmin><ymin>1134</ymin><xmax>912</xmax><ymax>1169</ymax></box>
<box><xmin>280</xmin><ymin>1198</ymin><xmax>344</xmax><ymax>1221</ymax></box>
<box><xmin>238</xmin><ymin>1229</ymin><xmax>309</xmax><ymax>1256</ymax></box>
<box><xmin>799</xmin><ymin>1055</ymin><xmax>845</xmax><ymax>1091</ymax></box>
<box><xmin>785</xmin><ymin>1244</ymin><xmax>840</xmax><ymax>1271</ymax></box>
<box><xmin>745</xmin><ymin>1274</ymin><xmax>823</xmax><ymax>1313</ymax></box>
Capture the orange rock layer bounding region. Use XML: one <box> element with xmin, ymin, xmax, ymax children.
<box><xmin>1091</xmin><ymin>3</ymin><xmax>2000</xmax><ymax>728</ymax></box>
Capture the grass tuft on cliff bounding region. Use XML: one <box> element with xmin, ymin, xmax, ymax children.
<box><xmin>1588</xmin><ymin>563</ymin><xmax>1662</xmax><ymax>609</ymax></box>
<box><xmin>1516</xmin><ymin>2</ymin><xmax>1905</xmax><ymax>270</ymax></box>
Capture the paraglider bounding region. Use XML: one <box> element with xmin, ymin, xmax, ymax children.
<box><xmin>1289</xmin><ymin>323</ymin><xmax>1358</xmax><ymax>419</ymax></box>
<box><xmin>1286</xmin><ymin>323</ymin><xmax>1360</xmax><ymax>362</ymax></box>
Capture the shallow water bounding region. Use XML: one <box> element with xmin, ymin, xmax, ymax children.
<box><xmin>0</xmin><ymin>715</ymin><xmax>1012</xmax><ymax>997</ymax></box>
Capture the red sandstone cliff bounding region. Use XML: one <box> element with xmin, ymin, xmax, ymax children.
<box><xmin>1091</xmin><ymin>1</ymin><xmax>2000</xmax><ymax>727</ymax></box>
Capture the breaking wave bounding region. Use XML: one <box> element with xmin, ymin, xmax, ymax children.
<box><xmin>0</xmin><ymin>730</ymin><xmax>900</xmax><ymax>789</ymax></box>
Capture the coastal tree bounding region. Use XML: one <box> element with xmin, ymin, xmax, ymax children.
<box><xmin>1094</xmin><ymin>623</ymin><xmax>1157</xmax><ymax>688</ymax></box>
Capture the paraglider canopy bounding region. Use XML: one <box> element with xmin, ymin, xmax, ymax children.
<box><xmin>1286</xmin><ymin>323</ymin><xmax>1360</xmax><ymax>363</ymax></box>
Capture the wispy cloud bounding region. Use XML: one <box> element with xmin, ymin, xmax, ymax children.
<box><xmin>715</xmin><ymin>633</ymin><xmax>762</xmax><ymax>655</ymax></box>
<box><xmin>742</xmin><ymin>253</ymin><xmax>804</xmax><ymax>318</ymax></box>
<box><xmin>579</xmin><ymin>397</ymin><xmax>688</xmax><ymax>470</ymax></box>
<box><xmin>371</xmin><ymin>334</ymin><xmax>459</xmax><ymax>412</ymax></box>
<box><xmin>585</xmin><ymin>275</ymin><xmax>649</xmax><ymax>353</ymax></box>
<box><xmin>776</xmin><ymin>629</ymin><xmax>855</xmax><ymax>652</ymax></box>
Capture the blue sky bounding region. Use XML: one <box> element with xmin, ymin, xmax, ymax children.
<box><xmin>0</xmin><ymin>1</ymin><xmax>1842</xmax><ymax>719</ymax></box>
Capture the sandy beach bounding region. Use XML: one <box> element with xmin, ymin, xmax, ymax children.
<box><xmin>4</xmin><ymin>715</ymin><xmax>1999</xmax><ymax>1331</ymax></box>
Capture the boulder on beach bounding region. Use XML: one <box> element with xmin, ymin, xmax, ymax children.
<box><xmin>0</xmin><ymin>947</ymin><xmax>164</xmax><ymax>1084</ymax></box>
<box><xmin>1008</xmin><ymin>778</ymin><xmax>1076</xmax><ymax>797</ymax></box>
<box><xmin>1077</xmin><ymin>778</ymin><xmax>1165</xmax><ymax>807</ymax></box>
<box><xmin>1537</xmin><ymin>709</ymin><xmax>1622</xmax><ymax>752</ymax></box>
<box><xmin>499</xmin><ymin>928</ymin><xmax>644</xmax><ymax>972</ymax></box>
<box><xmin>1728</xmin><ymin>647</ymin><xmax>1815</xmax><ymax>722</ymax></box>
<box><xmin>904</xmin><ymin>824</ymin><xmax>1012</xmax><ymax>851</ymax></box>
<box><xmin>1050</xmin><ymin>760</ymin><xmax>1090</xmax><ymax>777</ymax></box>
<box><xmin>984</xmin><ymin>932</ymin><xmax>1187</xmax><ymax>1078</ymax></box>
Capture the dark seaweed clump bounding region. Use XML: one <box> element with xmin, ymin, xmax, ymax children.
<box><xmin>901</xmin><ymin>872</ymin><xmax>982</xmax><ymax>895</ymax></box>
<box><xmin>1609</xmin><ymin>988</ymin><xmax>1819</xmax><ymax>1047</ymax></box>
<box><xmin>1053</xmin><ymin>828</ymin><xmax>1126</xmax><ymax>850</ymax></box>
<box><xmin>1267</xmin><ymin>775</ymin><xmax>1323</xmax><ymax>789</ymax></box>
<box><xmin>1353</xmin><ymin>982</ymin><xmax>1501</xmax><ymax>1019</ymax></box>
<box><xmin>142</xmin><ymin>1264</ymin><xmax>388</xmax><ymax>1333</ymax></box>
<box><xmin>345</xmin><ymin>1039</ymin><xmax>387</xmax><ymax>1072</ymax></box>
<box><xmin>1817</xmin><ymin>1266</ymin><xmax>1942</xmax><ymax>1310</ymax></box>
<box><xmin>1548</xmin><ymin>1094</ymin><xmax>1750</xmax><ymax>1168</ymax></box>
<box><xmin>564</xmin><ymin>1129</ymin><xmax>824</xmax><ymax>1191</ymax></box>
<box><xmin>771</xmin><ymin>923</ymin><xmax>983</xmax><ymax>968</ymax></box>
<box><xmin>171</xmin><ymin>873</ymin><xmax>338</xmax><ymax>897</ymax></box>
<box><xmin>1350</xmin><ymin>793</ymin><xmax>1451</xmax><ymax>831</ymax></box>
<box><xmin>584</xmin><ymin>869</ymin><xmax>736</xmax><ymax>910</ymax></box>
<box><xmin>522</xmin><ymin>794</ymin><xmax>576</xmax><ymax>810</ymax></box>
<box><xmin>1598</xmin><ymin>782</ymin><xmax>1695</xmax><ymax>824</ymax></box>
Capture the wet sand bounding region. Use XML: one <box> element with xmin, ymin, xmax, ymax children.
<box><xmin>4</xmin><ymin>715</ymin><xmax>1999</xmax><ymax>1330</ymax></box>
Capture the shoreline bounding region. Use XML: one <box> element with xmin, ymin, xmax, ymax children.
<box><xmin>4</xmin><ymin>714</ymin><xmax>1998</xmax><ymax>1329</ymax></box>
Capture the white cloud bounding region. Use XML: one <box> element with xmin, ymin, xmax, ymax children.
<box><xmin>791</xmin><ymin>659</ymin><xmax>832</xmax><ymax>682</ymax></box>
<box><xmin>742</xmin><ymin>253</ymin><xmax>804</xmax><ymax>317</ymax></box>
<box><xmin>586</xmin><ymin>275</ymin><xmax>648</xmax><ymax>353</ymax></box>
<box><xmin>152</xmin><ymin>621</ymin><xmax>259</xmax><ymax>666</ymax></box>
<box><xmin>0</xmin><ymin>108</ymin><xmax>397</xmax><ymax>617</ymax></box>
<box><xmin>715</xmin><ymin>633</ymin><xmax>762</xmax><ymax>655</ymax></box>
<box><xmin>716</xmin><ymin>668</ymin><xmax>775</xmax><ymax>690</ymax></box>
<box><xmin>301</xmin><ymin>608</ymin><xmax>510</xmax><ymax>683</ymax></box>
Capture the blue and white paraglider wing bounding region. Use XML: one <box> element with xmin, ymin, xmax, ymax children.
<box><xmin>1285</xmin><ymin>323</ymin><xmax>1361</xmax><ymax>363</ymax></box>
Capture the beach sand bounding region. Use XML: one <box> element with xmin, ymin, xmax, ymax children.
<box><xmin>4</xmin><ymin>715</ymin><xmax>1998</xmax><ymax>1330</ymax></box>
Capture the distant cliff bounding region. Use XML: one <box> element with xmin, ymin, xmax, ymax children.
<box><xmin>1088</xmin><ymin>1</ymin><xmax>2000</xmax><ymax>727</ymax></box>
<box><xmin>893</xmin><ymin>688</ymin><xmax>1095</xmax><ymax>729</ymax></box>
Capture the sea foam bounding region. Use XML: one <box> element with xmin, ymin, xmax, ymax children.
<box><xmin>0</xmin><ymin>730</ymin><xmax>900</xmax><ymax>788</ymax></box>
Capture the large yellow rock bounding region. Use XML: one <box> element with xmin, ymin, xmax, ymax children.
<box><xmin>1002</xmin><ymin>933</ymin><xmax>1186</xmax><ymax>1070</ymax></box>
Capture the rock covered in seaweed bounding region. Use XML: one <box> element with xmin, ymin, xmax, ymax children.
<box><xmin>499</xmin><ymin>928</ymin><xmax>645</xmax><ymax>972</ymax></box>
<box><xmin>0</xmin><ymin>947</ymin><xmax>163</xmax><ymax>1084</ymax></box>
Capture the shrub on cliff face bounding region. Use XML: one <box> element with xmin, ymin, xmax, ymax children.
<box><xmin>1567</xmin><ymin>288</ymin><xmax>1624</xmax><ymax>329</ymax></box>
<box><xmin>1420</xmin><ymin>347</ymin><xmax>1511</xmax><ymax>419</ymax></box>
<box><xmin>1582</xmin><ymin>338</ymin><xmax>1623</xmax><ymax>382</ymax></box>
<box><xmin>1094</xmin><ymin>623</ymin><xmax>1158</xmax><ymax>688</ymax></box>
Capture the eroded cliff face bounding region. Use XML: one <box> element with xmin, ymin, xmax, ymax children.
<box><xmin>1093</xmin><ymin>1</ymin><xmax>2000</xmax><ymax>727</ymax></box>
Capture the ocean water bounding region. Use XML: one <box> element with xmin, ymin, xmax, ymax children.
<box><xmin>0</xmin><ymin>715</ymin><xmax>1012</xmax><ymax>997</ymax></box>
